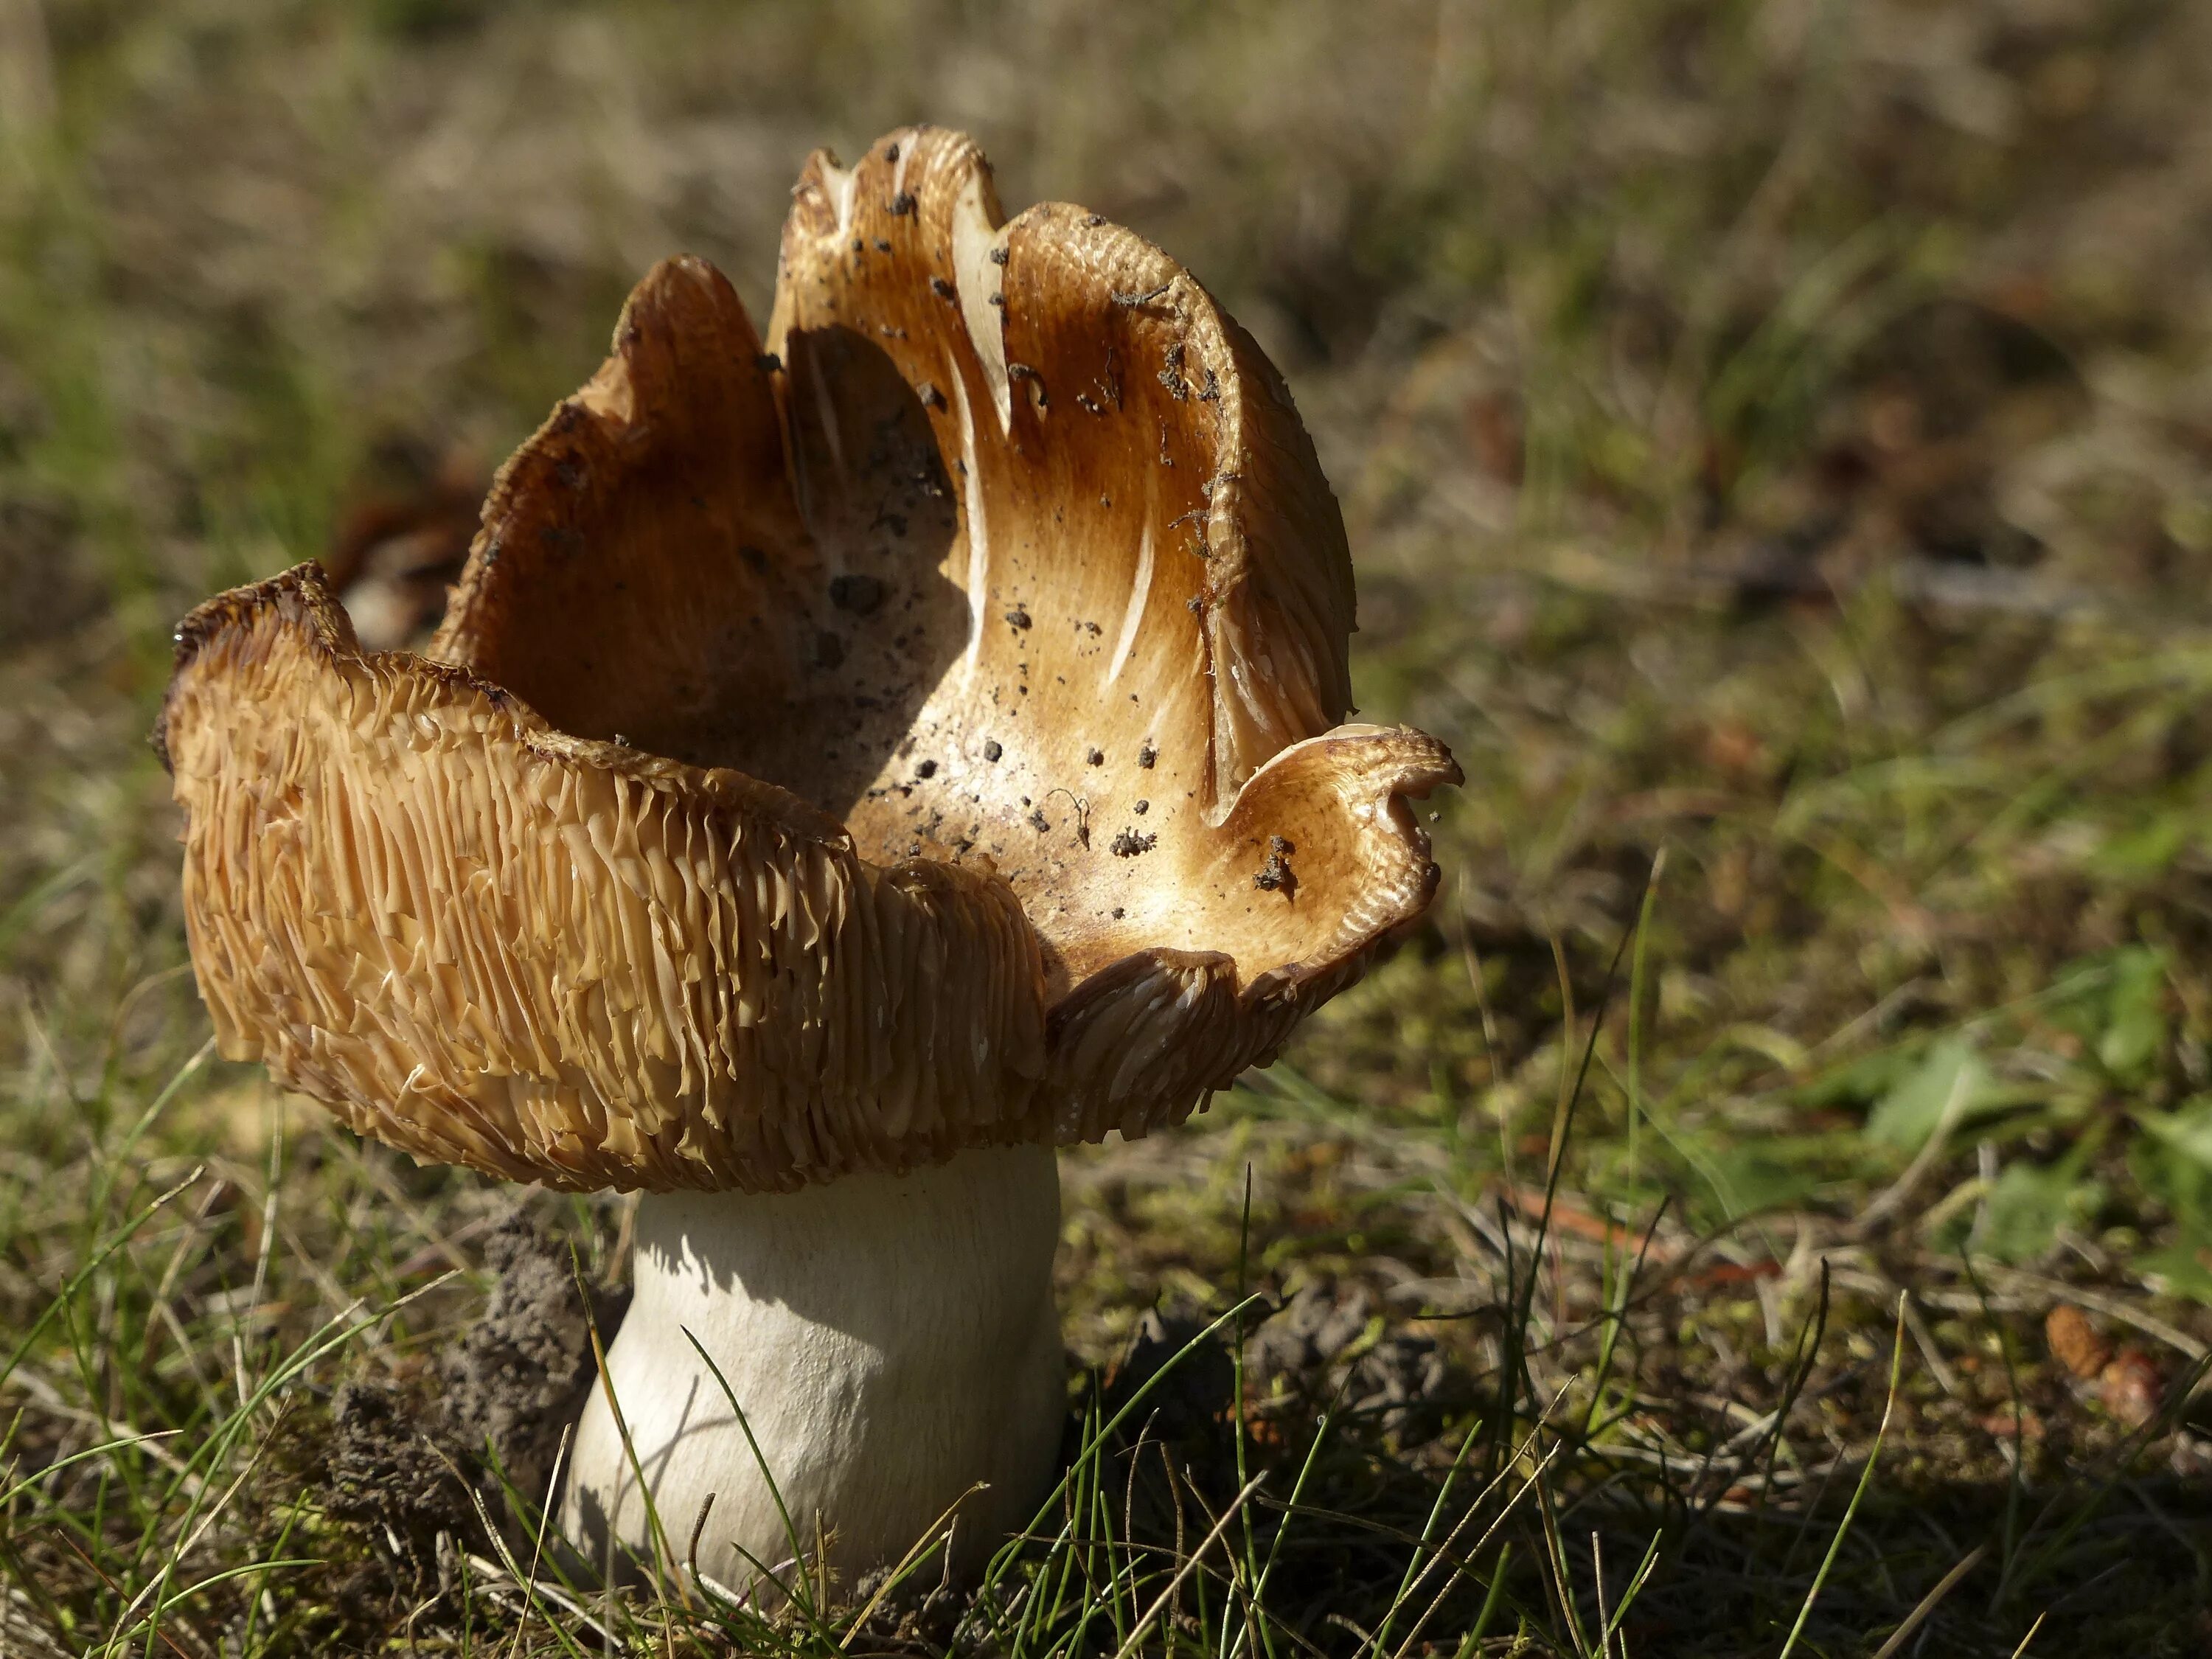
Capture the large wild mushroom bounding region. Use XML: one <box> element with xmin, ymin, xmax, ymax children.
<box><xmin>157</xmin><ymin>127</ymin><xmax>1459</xmax><ymax>1593</ymax></box>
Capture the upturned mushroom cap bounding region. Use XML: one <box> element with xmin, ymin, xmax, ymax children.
<box><xmin>159</xmin><ymin>126</ymin><xmax>1461</xmax><ymax>1194</ymax></box>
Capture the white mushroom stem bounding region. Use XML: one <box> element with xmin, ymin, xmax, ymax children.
<box><xmin>564</xmin><ymin>1144</ymin><xmax>1066</xmax><ymax>1596</ymax></box>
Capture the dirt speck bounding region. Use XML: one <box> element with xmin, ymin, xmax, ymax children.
<box><xmin>830</xmin><ymin>573</ymin><xmax>886</xmax><ymax>614</ymax></box>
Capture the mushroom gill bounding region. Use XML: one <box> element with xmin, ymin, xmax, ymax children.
<box><xmin>159</xmin><ymin>124</ymin><xmax>1460</xmax><ymax>1194</ymax></box>
<box><xmin>160</xmin><ymin>568</ymin><xmax>1050</xmax><ymax>1193</ymax></box>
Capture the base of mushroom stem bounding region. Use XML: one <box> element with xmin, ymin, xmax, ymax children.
<box><xmin>562</xmin><ymin>1144</ymin><xmax>1067</xmax><ymax>1599</ymax></box>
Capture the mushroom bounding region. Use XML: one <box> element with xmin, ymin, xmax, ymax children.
<box><xmin>156</xmin><ymin>126</ymin><xmax>1460</xmax><ymax>1593</ymax></box>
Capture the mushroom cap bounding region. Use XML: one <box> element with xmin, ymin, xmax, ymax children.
<box><xmin>159</xmin><ymin>127</ymin><xmax>1461</xmax><ymax>1194</ymax></box>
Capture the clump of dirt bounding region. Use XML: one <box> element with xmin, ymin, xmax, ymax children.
<box><xmin>324</xmin><ymin>1379</ymin><xmax>477</xmax><ymax>1600</ymax></box>
<box><xmin>1246</xmin><ymin>1279</ymin><xmax>1374</xmax><ymax>1380</ymax></box>
<box><xmin>1101</xmin><ymin>1304</ymin><xmax>1239</xmax><ymax>1447</ymax></box>
<box><xmin>444</xmin><ymin>1213</ymin><xmax>621</xmax><ymax>1504</ymax></box>
<box><xmin>1247</xmin><ymin>1279</ymin><xmax>1455</xmax><ymax>1445</ymax></box>
<box><xmin>1100</xmin><ymin>1281</ymin><xmax>1460</xmax><ymax>1466</ymax></box>
<box><xmin>321</xmin><ymin>1212</ymin><xmax>627</xmax><ymax>1607</ymax></box>
<box><xmin>846</xmin><ymin>1564</ymin><xmax>971</xmax><ymax>1650</ymax></box>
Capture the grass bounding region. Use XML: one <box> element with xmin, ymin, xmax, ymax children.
<box><xmin>7</xmin><ymin>0</ymin><xmax>2212</xmax><ymax>1652</ymax></box>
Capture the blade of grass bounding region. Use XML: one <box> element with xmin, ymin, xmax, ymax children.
<box><xmin>1625</xmin><ymin>849</ymin><xmax>1666</xmax><ymax>1186</ymax></box>
<box><xmin>1868</xmin><ymin>1543</ymin><xmax>1988</xmax><ymax>1659</ymax></box>
<box><xmin>971</xmin><ymin>1293</ymin><xmax>1270</xmax><ymax>1612</ymax></box>
<box><xmin>1774</xmin><ymin>1293</ymin><xmax>1908</xmax><ymax>1659</ymax></box>
<box><xmin>678</xmin><ymin>1324</ymin><xmax>830</xmax><ymax>1635</ymax></box>
<box><xmin>1108</xmin><ymin>1472</ymin><xmax>1267</xmax><ymax>1659</ymax></box>
<box><xmin>571</xmin><ymin>1253</ymin><xmax>687</xmax><ymax>1617</ymax></box>
<box><xmin>1</xmin><ymin>1166</ymin><xmax>203</xmax><ymax>1395</ymax></box>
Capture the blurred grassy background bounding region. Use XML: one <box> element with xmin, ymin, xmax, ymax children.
<box><xmin>7</xmin><ymin>0</ymin><xmax>2212</xmax><ymax>1653</ymax></box>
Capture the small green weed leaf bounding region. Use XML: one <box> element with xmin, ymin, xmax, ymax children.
<box><xmin>1695</xmin><ymin>1143</ymin><xmax>1829</xmax><ymax>1222</ymax></box>
<box><xmin>1868</xmin><ymin>1040</ymin><xmax>1995</xmax><ymax>1152</ymax></box>
<box><xmin>2096</xmin><ymin>947</ymin><xmax>2168</xmax><ymax>1082</ymax></box>
<box><xmin>1798</xmin><ymin>1045</ymin><xmax>1918</xmax><ymax>1110</ymax></box>
<box><xmin>1976</xmin><ymin>1163</ymin><xmax>2100</xmax><ymax>1265</ymax></box>
<box><xmin>2129</xmin><ymin>1099</ymin><xmax>2212</xmax><ymax>1256</ymax></box>
<box><xmin>2091</xmin><ymin>814</ymin><xmax>2187</xmax><ymax>880</ymax></box>
<box><xmin>2136</xmin><ymin>1096</ymin><xmax>2212</xmax><ymax>1172</ymax></box>
<box><xmin>2133</xmin><ymin>1235</ymin><xmax>2212</xmax><ymax>1302</ymax></box>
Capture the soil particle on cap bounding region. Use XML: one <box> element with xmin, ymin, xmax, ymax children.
<box><xmin>982</xmin><ymin>739</ymin><xmax>1003</xmax><ymax>761</ymax></box>
<box><xmin>1138</xmin><ymin>742</ymin><xmax>1157</xmax><ymax>769</ymax></box>
<box><xmin>1255</xmin><ymin>836</ymin><xmax>1296</xmax><ymax>893</ymax></box>
<box><xmin>1110</xmin><ymin>829</ymin><xmax>1155</xmax><ymax>857</ymax></box>
<box><xmin>914</xmin><ymin>758</ymin><xmax>937</xmax><ymax>779</ymax></box>
<box><xmin>830</xmin><ymin>573</ymin><xmax>886</xmax><ymax>616</ymax></box>
<box><xmin>1087</xmin><ymin>747</ymin><xmax>1105</xmax><ymax>765</ymax></box>
<box><xmin>1158</xmin><ymin>341</ymin><xmax>1192</xmax><ymax>401</ymax></box>
<box><xmin>1133</xmin><ymin>799</ymin><xmax>1149</xmax><ymax>813</ymax></box>
<box><xmin>1004</xmin><ymin>605</ymin><xmax>1032</xmax><ymax>630</ymax></box>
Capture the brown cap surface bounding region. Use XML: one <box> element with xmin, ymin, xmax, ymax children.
<box><xmin>160</xmin><ymin>126</ymin><xmax>1461</xmax><ymax>1193</ymax></box>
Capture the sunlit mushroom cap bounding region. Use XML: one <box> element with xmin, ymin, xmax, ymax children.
<box><xmin>158</xmin><ymin>127</ymin><xmax>1461</xmax><ymax>1194</ymax></box>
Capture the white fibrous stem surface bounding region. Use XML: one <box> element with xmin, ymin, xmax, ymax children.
<box><xmin>564</xmin><ymin>1145</ymin><xmax>1067</xmax><ymax>1595</ymax></box>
